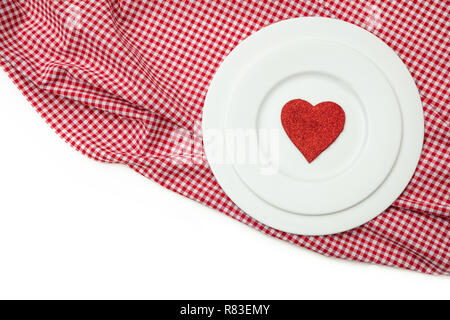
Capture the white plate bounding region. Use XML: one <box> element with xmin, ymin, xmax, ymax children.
<box><xmin>203</xmin><ymin>17</ymin><xmax>423</xmax><ymax>235</ymax></box>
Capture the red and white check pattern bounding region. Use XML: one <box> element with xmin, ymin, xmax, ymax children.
<box><xmin>0</xmin><ymin>0</ymin><xmax>448</xmax><ymax>274</ymax></box>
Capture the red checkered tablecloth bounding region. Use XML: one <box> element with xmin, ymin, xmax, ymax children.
<box><xmin>0</xmin><ymin>0</ymin><xmax>448</xmax><ymax>274</ymax></box>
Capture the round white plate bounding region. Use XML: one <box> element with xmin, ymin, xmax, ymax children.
<box><xmin>203</xmin><ymin>17</ymin><xmax>423</xmax><ymax>235</ymax></box>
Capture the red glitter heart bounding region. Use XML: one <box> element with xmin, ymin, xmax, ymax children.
<box><xmin>281</xmin><ymin>99</ymin><xmax>345</xmax><ymax>163</ymax></box>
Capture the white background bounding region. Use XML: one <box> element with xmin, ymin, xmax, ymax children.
<box><xmin>0</xmin><ymin>72</ymin><xmax>448</xmax><ymax>300</ymax></box>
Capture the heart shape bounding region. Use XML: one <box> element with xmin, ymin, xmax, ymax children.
<box><xmin>281</xmin><ymin>99</ymin><xmax>345</xmax><ymax>163</ymax></box>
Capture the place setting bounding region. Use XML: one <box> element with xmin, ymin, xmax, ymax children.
<box><xmin>203</xmin><ymin>17</ymin><xmax>424</xmax><ymax>235</ymax></box>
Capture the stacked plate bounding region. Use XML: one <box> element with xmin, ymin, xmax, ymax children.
<box><xmin>203</xmin><ymin>18</ymin><xmax>423</xmax><ymax>235</ymax></box>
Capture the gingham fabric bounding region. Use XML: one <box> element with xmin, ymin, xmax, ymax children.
<box><xmin>0</xmin><ymin>0</ymin><xmax>449</xmax><ymax>274</ymax></box>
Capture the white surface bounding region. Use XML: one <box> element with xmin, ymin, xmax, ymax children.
<box><xmin>0</xmin><ymin>71</ymin><xmax>449</xmax><ymax>300</ymax></box>
<box><xmin>203</xmin><ymin>18</ymin><xmax>424</xmax><ymax>235</ymax></box>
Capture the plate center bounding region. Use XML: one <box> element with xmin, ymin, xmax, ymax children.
<box><xmin>257</xmin><ymin>71</ymin><xmax>367</xmax><ymax>182</ymax></box>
